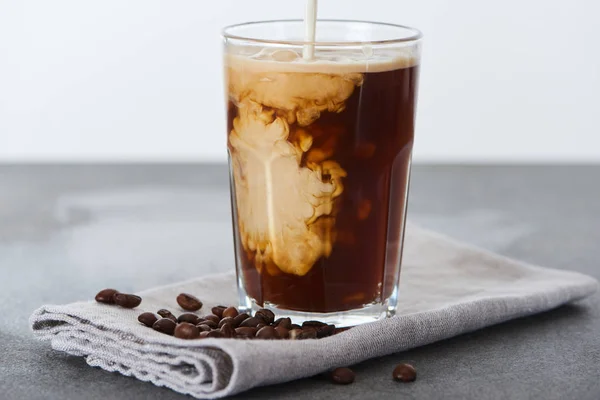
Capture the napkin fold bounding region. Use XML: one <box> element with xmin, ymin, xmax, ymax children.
<box><xmin>30</xmin><ymin>224</ymin><xmax>598</xmax><ymax>398</ymax></box>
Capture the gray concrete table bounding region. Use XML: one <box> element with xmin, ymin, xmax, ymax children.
<box><xmin>1</xmin><ymin>164</ymin><xmax>599</xmax><ymax>400</ymax></box>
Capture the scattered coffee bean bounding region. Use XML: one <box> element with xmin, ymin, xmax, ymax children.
<box><xmin>303</xmin><ymin>320</ymin><xmax>326</xmax><ymax>329</ymax></box>
<box><xmin>218</xmin><ymin>317</ymin><xmax>235</xmax><ymax>328</ymax></box>
<box><xmin>113</xmin><ymin>293</ymin><xmax>142</xmax><ymax>309</ymax></box>
<box><xmin>256</xmin><ymin>326</ymin><xmax>278</xmax><ymax>340</ymax></box>
<box><xmin>199</xmin><ymin>331</ymin><xmax>210</xmax><ymax>338</ymax></box>
<box><xmin>232</xmin><ymin>313</ymin><xmax>249</xmax><ymax>328</ymax></box>
<box><xmin>178</xmin><ymin>313</ymin><xmax>201</xmax><ymax>325</ymax></box>
<box><xmin>157</xmin><ymin>309</ymin><xmax>175</xmax><ymax>319</ymax></box>
<box><xmin>211</xmin><ymin>306</ymin><xmax>227</xmax><ymax>318</ymax></box>
<box><xmin>331</xmin><ymin>367</ymin><xmax>355</xmax><ymax>385</ymax></box>
<box><xmin>256</xmin><ymin>323</ymin><xmax>266</xmax><ymax>330</ymax></box>
<box><xmin>153</xmin><ymin>318</ymin><xmax>176</xmax><ymax>335</ymax></box>
<box><xmin>273</xmin><ymin>317</ymin><xmax>292</xmax><ymax>330</ymax></box>
<box><xmin>201</xmin><ymin>314</ymin><xmax>220</xmax><ymax>324</ymax></box>
<box><xmin>239</xmin><ymin>317</ymin><xmax>262</xmax><ymax>328</ymax></box>
<box><xmin>289</xmin><ymin>328</ymin><xmax>303</xmax><ymax>340</ymax></box>
<box><xmin>290</xmin><ymin>324</ymin><xmax>302</xmax><ymax>330</ymax></box>
<box><xmin>95</xmin><ymin>288</ymin><xmax>119</xmax><ymax>304</ymax></box>
<box><xmin>316</xmin><ymin>324</ymin><xmax>336</xmax><ymax>338</ymax></box>
<box><xmin>275</xmin><ymin>326</ymin><xmax>289</xmax><ymax>339</ymax></box>
<box><xmin>206</xmin><ymin>330</ymin><xmax>224</xmax><ymax>338</ymax></box>
<box><xmin>220</xmin><ymin>323</ymin><xmax>235</xmax><ymax>338</ymax></box>
<box><xmin>137</xmin><ymin>312</ymin><xmax>159</xmax><ymax>327</ymax></box>
<box><xmin>255</xmin><ymin>309</ymin><xmax>275</xmax><ymax>324</ymax></box>
<box><xmin>235</xmin><ymin>327</ymin><xmax>257</xmax><ymax>338</ymax></box>
<box><xmin>198</xmin><ymin>320</ymin><xmax>218</xmax><ymax>329</ymax></box>
<box><xmin>176</xmin><ymin>293</ymin><xmax>203</xmax><ymax>311</ymax></box>
<box><xmin>174</xmin><ymin>322</ymin><xmax>200</xmax><ymax>340</ymax></box>
<box><xmin>197</xmin><ymin>324</ymin><xmax>212</xmax><ymax>332</ymax></box>
<box><xmin>222</xmin><ymin>307</ymin><xmax>239</xmax><ymax>319</ymax></box>
<box><xmin>392</xmin><ymin>363</ymin><xmax>416</xmax><ymax>382</ymax></box>
<box><xmin>298</xmin><ymin>328</ymin><xmax>317</xmax><ymax>340</ymax></box>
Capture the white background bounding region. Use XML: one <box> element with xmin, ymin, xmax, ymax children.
<box><xmin>1</xmin><ymin>0</ymin><xmax>599</xmax><ymax>163</ymax></box>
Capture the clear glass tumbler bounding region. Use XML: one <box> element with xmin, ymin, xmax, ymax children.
<box><xmin>223</xmin><ymin>20</ymin><xmax>422</xmax><ymax>327</ymax></box>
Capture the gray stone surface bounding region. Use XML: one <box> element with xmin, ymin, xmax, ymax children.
<box><xmin>1</xmin><ymin>164</ymin><xmax>599</xmax><ymax>400</ymax></box>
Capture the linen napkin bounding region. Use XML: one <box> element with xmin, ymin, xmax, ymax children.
<box><xmin>30</xmin><ymin>224</ymin><xmax>598</xmax><ymax>398</ymax></box>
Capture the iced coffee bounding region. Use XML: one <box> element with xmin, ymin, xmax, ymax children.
<box><xmin>223</xmin><ymin>20</ymin><xmax>421</xmax><ymax>325</ymax></box>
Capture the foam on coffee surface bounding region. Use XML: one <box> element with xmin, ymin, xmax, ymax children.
<box><xmin>227</xmin><ymin>49</ymin><xmax>416</xmax><ymax>276</ymax></box>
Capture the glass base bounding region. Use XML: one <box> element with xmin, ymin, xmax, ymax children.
<box><xmin>238</xmin><ymin>296</ymin><xmax>395</xmax><ymax>328</ymax></box>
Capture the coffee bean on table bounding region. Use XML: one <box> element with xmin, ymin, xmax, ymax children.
<box><xmin>178</xmin><ymin>313</ymin><xmax>201</xmax><ymax>324</ymax></box>
<box><xmin>331</xmin><ymin>367</ymin><xmax>355</xmax><ymax>385</ymax></box>
<box><xmin>218</xmin><ymin>317</ymin><xmax>235</xmax><ymax>328</ymax></box>
<box><xmin>275</xmin><ymin>326</ymin><xmax>289</xmax><ymax>339</ymax></box>
<box><xmin>197</xmin><ymin>324</ymin><xmax>212</xmax><ymax>332</ymax></box>
<box><xmin>198</xmin><ymin>320</ymin><xmax>218</xmax><ymax>329</ymax></box>
<box><xmin>199</xmin><ymin>331</ymin><xmax>210</xmax><ymax>339</ymax></box>
<box><xmin>174</xmin><ymin>322</ymin><xmax>200</xmax><ymax>339</ymax></box>
<box><xmin>220</xmin><ymin>323</ymin><xmax>235</xmax><ymax>338</ymax></box>
<box><xmin>232</xmin><ymin>313</ymin><xmax>249</xmax><ymax>328</ymax></box>
<box><xmin>203</xmin><ymin>314</ymin><xmax>221</xmax><ymax>324</ymax></box>
<box><xmin>157</xmin><ymin>309</ymin><xmax>177</xmax><ymax>323</ymax></box>
<box><xmin>95</xmin><ymin>288</ymin><xmax>119</xmax><ymax>304</ymax></box>
<box><xmin>289</xmin><ymin>329</ymin><xmax>303</xmax><ymax>340</ymax></box>
<box><xmin>176</xmin><ymin>293</ymin><xmax>203</xmax><ymax>311</ymax></box>
<box><xmin>235</xmin><ymin>327</ymin><xmax>257</xmax><ymax>338</ymax></box>
<box><xmin>298</xmin><ymin>328</ymin><xmax>317</xmax><ymax>340</ymax></box>
<box><xmin>273</xmin><ymin>317</ymin><xmax>292</xmax><ymax>330</ymax></box>
<box><xmin>256</xmin><ymin>323</ymin><xmax>266</xmax><ymax>330</ymax></box>
<box><xmin>255</xmin><ymin>309</ymin><xmax>275</xmax><ymax>324</ymax></box>
<box><xmin>316</xmin><ymin>324</ymin><xmax>336</xmax><ymax>338</ymax></box>
<box><xmin>211</xmin><ymin>306</ymin><xmax>227</xmax><ymax>318</ymax></box>
<box><xmin>113</xmin><ymin>293</ymin><xmax>142</xmax><ymax>309</ymax></box>
<box><xmin>256</xmin><ymin>326</ymin><xmax>278</xmax><ymax>339</ymax></box>
<box><xmin>290</xmin><ymin>324</ymin><xmax>302</xmax><ymax>330</ymax></box>
<box><xmin>206</xmin><ymin>330</ymin><xmax>224</xmax><ymax>338</ymax></box>
<box><xmin>138</xmin><ymin>312</ymin><xmax>159</xmax><ymax>327</ymax></box>
<box><xmin>222</xmin><ymin>307</ymin><xmax>239</xmax><ymax>319</ymax></box>
<box><xmin>239</xmin><ymin>317</ymin><xmax>262</xmax><ymax>328</ymax></box>
<box><xmin>392</xmin><ymin>363</ymin><xmax>416</xmax><ymax>382</ymax></box>
<box><xmin>302</xmin><ymin>320</ymin><xmax>326</xmax><ymax>329</ymax></box>
<box><xmin>153</xmin><ymin>318</ymin><xmax>177</xmax><ymax>335</ymax></box>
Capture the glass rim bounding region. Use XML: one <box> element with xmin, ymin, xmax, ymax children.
<box><xmin>222</xmin><ymin>19</ymin><xmax>423</xmax><ymax>46</ymax></box>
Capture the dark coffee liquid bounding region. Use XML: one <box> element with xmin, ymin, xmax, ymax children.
<box><xmin>228</xmin><ymin>65</ymin><xmax>419</xmax><ymax>313</ymax></box>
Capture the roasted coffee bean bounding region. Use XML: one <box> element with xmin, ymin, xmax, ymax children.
<box><xmin>331</xmin><ymin>367</ymin><xmax>355</xmax><ymax>385</ymax></box>
<box><xmin>254</xmin><ymin>309</ymin><xmax>275</xmax><ymax>324</ymax></box>
<box><xmin>174</xmin><ymin>322</ymin><xmax>200</xmax><ymax>340</ymax></box>
<box><xmin>178</xmin><ymin>313</ymin><xmax>201</xmax><ymax>324</ymax></box>
<box><xmin>203</xmin><ymin>314</ymin><xmax>221</xmax><ymax>324</ymax></box>
<box><xmin>222</xmin><ymin>307</ymin><xmax>239</xmax><ymax>319</ymax></box>
<box><xmin>113</xmin><ymin>293</ymin><xmax>142</xmax><ymax>308</ymax></box>
<box><xmin>95</xmin><ymin>288</ymin><xmax>119</xmax><ymax>304</ymax></box>
<box><xmin>176</xmin><ymin>293</ymin><xmax>203</xmax><ymax>311</ymax></box>
<box><xmin>392</xmin><ymin>363</ymin><xmax>416</xmax><ymax>382</ymax></box>
<box><xmin>316</xmin><ymin>324</ymin><xmax>336</xmax><ymax>338</ymax></box>
<box><xmin>298</xmin><ymin>328</ymin><xmax>317</xmax><ymax>340</ymax></box>
<box><xmin>197</xmin><ymin>324</ymin><xmax>212</xmax><ymax>332</ymax></box>
<box><xmin>220</xmin><ymin>323</ymin><xmax>235</xmax><ymax>338</ymax></box>
<box><xmin>218</xmin><ymin>317</ymin><xmax>235</xmax><ymax>328</ymax></box>
<box><xmin>157</xmin><ymin>309</ymin><xmax>175</xmax><ymax>319</ymax></box>
<box><xmin>235</xmin><ymin>327</ymin><xmax>257</xmax><ymax>338</ymax></box>
<box><xmin>239</xmin><ymin>317</ymin><xmax>262</xmax><ymax>328</ymax></box>
<box><xmin>289</xmin><ymin>328</ymin><xmax>303</xmax><ymax>340</ymax></box>
<box><xmin>275</xmin><ymin>326</ymin><xmax>289</xmax><ymax>339</ymax></box>
<box><xmin>153</xmin><ymin>318</ymin><xmax>177</xmax><ymax>335</ymax></box>
<box><xmin>273</xmin><ymin>317</ymin><xmax>292</xmax><ymax>330</ymax></box>
<box><xmin>198</xmin><ymin>320</ymin><xmax>217</xmax><ymax>329</ymax></box>
<box><xmin>256</xmin><ymin>323</ymin><xmax>266</xmax><ymax>330</ymax></box>
<box><xmin>199</xmin><ymin>331</ymin><xmax>210</xmax><ymax>339</ymax></box>
<box><xmin>137</xmin><ymin>312</ymin><xmax>159</xmax><ymax>327</ymax></box>
<box><xmin>206</xmin><ymin>330</ymin><xmax>224</xmax><ymax>338</ymax></box>
<box><xmin>302</xmin><ymin>320</ymin><xmax>326</xmax><ymax>329</ymax></box>
<box><xmin>290</xmin><ymin>324</ymin><xmax>302</xmax><ymax>330</ymax></box>
<box><xmin>256</xmin><ymin>326</ymin><xmax>278</xmax><ymax>339</ymax></box>
<box><xmin>232</xmin><ymin>313</ymin><xmax>249</xmax><ymax>328</ymax></box>
<box><xmin>211</xmin><ymin>306</ymin><xmax>227</xmax><ymax>318</ymax></box>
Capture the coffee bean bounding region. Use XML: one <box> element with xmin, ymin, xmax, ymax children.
<box><xmin>211</xmin><ymin>306</ymin><xmax>227</xmax><ymax>318</ymax></box>
<box><xmin>256</xmin><ymin>326</ymin><xmax>278</xmax><ymax>339</ymax></box>
<box><xmin>174</xmin><ymin>322</ymin><xmax>200</xmax><ymax>339</ymax></box>
<box><xmin>302</xmin><ymin>320</ymin><xmax>326</xmax><ymax>329</ymax></box>
<box><xmin>203</xmin><ymin>314</ymin><xmax>221</xmax><ymax>324</ymax></box>
<box><xmin>197</xmin><ymin>324</ymin><xmax>212</xmax><ymax>332</ymax></box>
<box><xmin>137</xmin><ymin>312</ymin><xmax>159</xmax><ymax>327</ymax></box>
<box><xmin>157</xmin><ymin>309</ymin><xmax>175</xmax><ymax>319</ymax></box>
<box><xmin>220</xmin><ymin>323</ymin><xmax>235</xmax><ymax>338</ymax></box>
<box><xmin>176</xmin><ymin>293</ymin><xmax>203</xmax><ymax>311</ymax></box>
<box><xmin>178</xmin><ymin>313</ymin><xmax>201</xmax><ymax>324</ymax></box>
<box><xmin>298</xmin><ymin>328</ymin><xmax>317</xmax><ymax>340</ymax></box>
<box><xmin>113</xmin><ymin>293</ymin><xmax>142</xmax><ymax>309</ymax></box>
<box><xmin>239</xmin><ymin>317</ymin><xmax>262</xmax><ymax>328</ymax></box>
<box><xmin>199</xmin><ymin>331</ymin><xmax>210</xmax><ymax>338</ymax></box>
<box><xmin>152</xmin><ymin>318</ymin><xmax>176</xmax><ymax>335</ymax></box>
<box><xmin>316</xmin><ymin>324</ymin><xmax>336</xmax><ymax>338</ymax></box>
<box><xmin>232</xmin><ymin>313</ymin><xmax>249</xmax><ymax>328</ymax></box>
<box><xmin>275</xmin><ymin>326</ymin><xmax>289</xmax><ymax>339</ymax></box>
<box><xmin>331</xmin><ymin>367</ymin><xmax>355</xmax><ymax>385</ymax></box>
<box><xmin>206</xmin><ymin>330</ymin><xmax>224</xmax><ymax>338</ymax></box>
<box><xmin>289</xmin><ymin>328</ymin><xmax>303</xmax><ymax>340</ymax></box>
<box><xmin>222</xmin><ymin>307</ymin><xmax>239</xmax><ymax>319</ymax></box>
<box><xmin>255</xmin><ymin>309</ymin><xmax>275</xmax><ymax>324</ymax></box>
<box><xmin>95</xmin><ymin>288</ymin><xmax>119</xmax><ymax>304</ymax></box>
<box><xmin>290</xmin><ymin>324</ymin><xmax>302</xmax><ymax>330</ymax></box>
<box><xmin>235</xmin><ymin>327</ymin><xmax>257</xmax><ymax>338</ymax></box>
<box><xmin>198</xmin><ymin>320</ymin><xmax>217</xmax><ymax>329</ymax></box>
<box><xmin>392</xmin><ymin>363</ymin><xmax>416</xmax><ymax>382</ymax></box>
<box><xmin>256</xmin><ymin>323</ymin><xmax>266</xmax><ymax>329</ymax></box>
<box><xmin>273</xmin><ymin>317</ymin><xmax>292</xmax><ymax>330</ymax></box>
<box><xmin>218</xmin><ymin>317</ymin><xmax>235</xmax><ymax>328</ymax></box>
